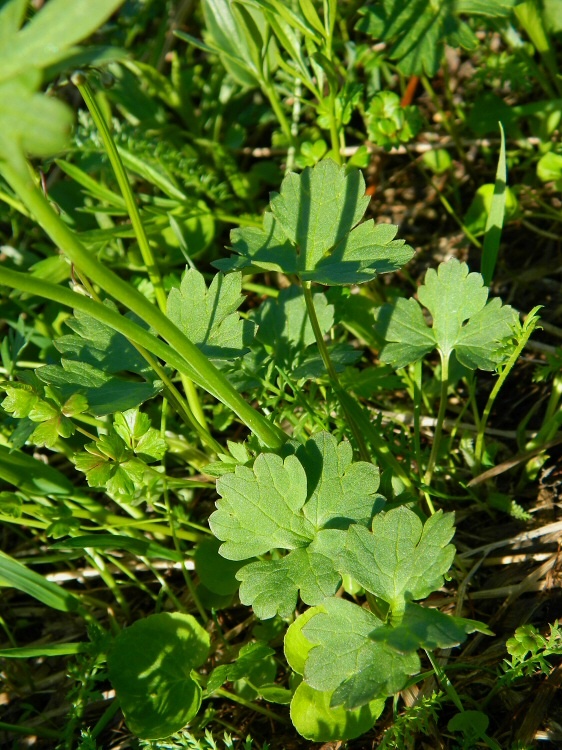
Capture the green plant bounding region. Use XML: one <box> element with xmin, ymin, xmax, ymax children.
<box><xmin>0</xmin><ymin>0</ymin><xmax>558</xmax><ymax>747</ymax></box>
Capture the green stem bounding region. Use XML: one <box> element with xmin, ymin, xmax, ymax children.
<box><xmin>214</xmin><ymin>688</ymin><xmax>287</xmax><ymax>723</ymax></box>
<box><xmin>73</xmin><ymin>74</ymin><xmax>168</xmax><ymax>312</ymax></box>
<box><xmin>475</xmin><ymin>308</ymin><xmax>541</xmax><ymax>470</ymax></box>
<box><xmin>425</xmin><ymin>650</ymin><xmax>464</xmax><ymax>713</ymax></box>
<box><xmin>262</xmin><ymin>79</ymin><xmax>295</xmax><ymax>149</ymax></box>
<box><xmin>74</xmin><ymin>73</ymin><xmax>209</xmax><ymax>432</ymax></box>
<box><xmin>302</xmin><ymin>281</ymin><xmax>370</xmax><ymax>461</ymax></box>
<box><xmin>328</xmin><ymin>91</ymin><xmax>342</xmax><ymax>164</ymax></box>
<box><xmin>423</xmin><ymin>352</ymin><xmax>449</xmax><ymax>488</ymax></box>
<box><xmin>0</xmin><ymin>159</ymin><xmax>285</xmax><ymax>450</ymax></box>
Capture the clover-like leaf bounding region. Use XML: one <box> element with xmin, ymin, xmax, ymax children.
<box><xmin>2</xmin><ymin>383</ymin><xmax>39</xmax><ymax>418</ymax></box>
<box><xmin>113</xmin><ymin>408</ymin><xmax>166</xmax><ymax>462</ymax></box>
<box><xmin>340</xmin><ymin>506</ymin><xmax>456</xmax><ymax>618</ymax></box>
<box><xmin>107</xmin><ymin>612</ymin><xmax>209</xmax><ymax>740</ymax></box>
<box><xmin>73</xmin><ymin>432</ymin><xmax>148</xmax><ymax>499</ymax></box>
<box><xmin>214</xmin><ymin>160</ymin><xmax>413</xmax><ymax>285</ymax></box>
<box><xmin>210</xmin><ymin>432</ymin><xmax>384</xmax><ymax>618</ymax></box>
<box><xmin>377</xmin><ymin>258</ymin><xmax>518</xmax><ymax>370</ymax></box>
<box><xmin>166</xmin><ymin>269</ymin><xmax>256</xmax><ymax>360</ymax></box>
<box><xmin>301</xmin><ymin>597</ymin><xmax>420</xmax><ymax>709</ymax></box>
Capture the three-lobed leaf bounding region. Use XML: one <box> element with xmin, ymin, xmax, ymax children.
<box><xmin>300</xmin><ymin>597</ymin><xmax>420</xmax><ymax>709</ymax></box>
<box><xmin>340</xmin><ymin>506</ymin><xmax>455</xmax><ymax>617</ymax></box>
<box><xmin>210</xmin><ymin>432</ymin><xmax>384</xmax><ymax>618</ymax></box>
<box><xmin>377</xmin><ymin>258</ymin><xmax>518</xmax><ymax>370</ymax></box>
<box><xmin>166</xmin><ymin>269</ymin><xmax>256</xmax><ymax>360</ymax></box>
<box><xmin>215</xmin><ymin>160</ymin><xmax>413</xmax><ymax>285</ymax></box>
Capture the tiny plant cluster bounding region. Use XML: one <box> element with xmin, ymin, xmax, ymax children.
<box><xmin>0</xmin><ymin>0</ymin><xmax>557</xmax><ymax>747</ymax></box>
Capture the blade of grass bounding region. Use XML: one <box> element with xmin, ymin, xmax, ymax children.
<box><xmin>481</xmin><ymin>123</ymin><xmax>507</xmax><ymax>287</ymax></box>
<box><xmin>0</xmin><ymin>551</ymin><xmax>80</xmax><ymax>613</ymax></box>
<box><xmin>0</xmin><ymin>155</ymin><xmax>286</xmax><ymax>450</ymax></box>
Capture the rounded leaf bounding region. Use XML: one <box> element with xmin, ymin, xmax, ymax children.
<box><xmin>290</xmin><ymin>682</ymin><xmax>384</xmax><ymax>741</ymax></box>
<box><xmin>108</xmin><ymin>612</ymin><xmax>210</xmax><ymax>739</ymax></box>
<box><xmin>285</xmin><ymin>606</ymin><xmax>323</xmax><ymax>675</ymax></box>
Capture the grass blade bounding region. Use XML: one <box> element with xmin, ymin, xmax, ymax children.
<box><xmin>481</xmin><ymin>122</ymin><xmax>507</xmax><ymax>286</ymax></box>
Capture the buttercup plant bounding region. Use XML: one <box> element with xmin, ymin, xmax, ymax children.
<box><xmin>0</xmin><ymin>1</ymin><xmax>555</xmax><ymax>747</ymax></box>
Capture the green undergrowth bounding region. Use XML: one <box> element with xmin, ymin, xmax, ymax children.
<box><xmin>1</xmin><ymin>1</ymin><xmax>562</xmax><ymax>749</ymax></box>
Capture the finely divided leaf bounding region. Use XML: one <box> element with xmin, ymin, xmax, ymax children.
<box><xmin>210</xmin><ymin>432</ymin><xmax>384</xmax><ymax>618</ymax></box>
<box><xmin>301</xmin><ymin>597</ymin><xmax>420</xmax><ymax>709</ymax></box>
<box><xmin>167</xmin><ymin>269</ymin><xmax>256</xmax><ymax>360</ymax></box>
<box><xmin>378</xmin><ymin>258</ymin><xmax>517</xmax><ymax>370</ymax></box>
<box><xmin>216</xmin><ymin>160</ymin><xmax>413</xmax><ymax>285</ymax></box>
<box><xmin>340</xmin><ymin>506</ymin><xmax>456</xmax><ymax>616</ymax></box>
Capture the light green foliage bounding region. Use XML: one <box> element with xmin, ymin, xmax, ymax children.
<box><xmin>505</xmin><ymin>622</ymin><xmax>562</xmax><ymax>676</ymax></box>
<box><xmin>377</xmin><ymin>258</ymin><xmax>518</xmax><ymax>370</ymax></box>
<box><xmin>464</xmin><ymin>183</ymin><xmax>519</xmax><ymax>238</ymax></box>
<box><xmin>167</xmin><ymin>270</ymin><xmax>256</xmax><ymax>360</ymax></box>
<box><xmin>340</xmin><ymin>507</ymin><xmax>456</xmax><ymax>616</ymax></box>
<box><xmin>537</xmin><ymin>150</ymin><xmax>562</xmax><ymax>189</ymax></box>
<box><xmin>366</xmin><ymin>91</ymin><xmax>422</xmax><ymax>151</ymax></box>
<box><xmin>215</xmin><ymin>160</ymin><xmax>414</xmax><ymax>285</ymax></box>
<box><xmin>36</xmin><ymin>305</ymin><xmax>162</xmax><ymax>416</ymax></box>
<box><xmin>108</xmin><ymin>613</ymin><xmax>210</xmax><ymax>739</ymax></box>
<box><xmin>290</xmin><ymin>683</ymin><xmax>384</xmax><ymax>742</ymax></box>
<box><xmin>1</xmin><ymin>382</ymin><xmax>87</xmax><ymax>448</ymax></box>
<box><xmin>286</xmin><ymin>608</ymin><xmax>385</xmax><ymax>741</ymax></box>
<box><xmin>0</xmin><ymin>0</ymin><xmax>124</xmax><ymax>158</ymax></box>
<box><xmin>74</xmin><ymin>409</ymin><xmax>164</xmax><ymax>500</ymax></box>
<box><xmin>357</xmin><ymin>0</ymin><xmax>521</xmax><ymax>76</ymax></box>
<box><xmin>210</xmin><ymin>432</ymin><xmax>383</xmax><ymax>618</ymax></box>
<box><xmin>113</xmin><ymin>409</ymin><xmax>167</xmax><ymax>462</ymax></box>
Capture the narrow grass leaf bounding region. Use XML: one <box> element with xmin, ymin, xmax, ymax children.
<box><xmin>0</xmin><ymin>551</ymin><xmax>80</xmax><ymax>612</ymax></box>
<box><xmin>481</xmin><ymin>123</ymin><xmax>507</xmax><ymax>286</ymax></box>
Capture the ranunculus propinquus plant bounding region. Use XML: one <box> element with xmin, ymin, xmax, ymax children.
<box><xmin>0</xmin><ymin>0</ymin><xmax>545</xmax><ymax>745</ymax></box>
